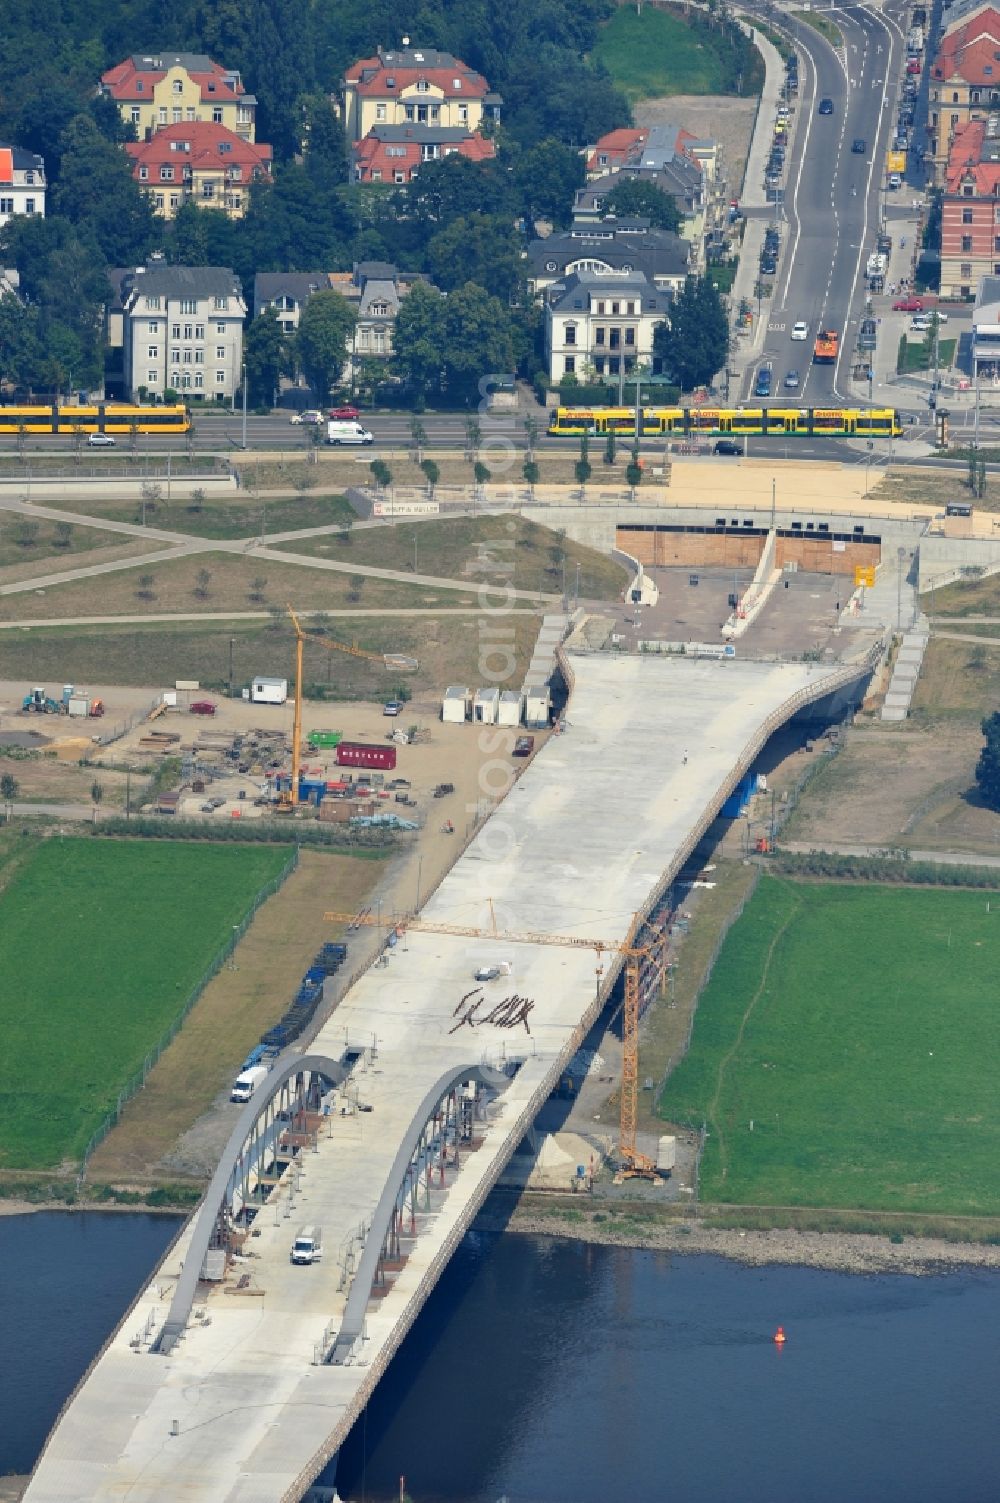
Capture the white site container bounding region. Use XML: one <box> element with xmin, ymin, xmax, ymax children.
<box><xmin>442</xmin><ymin>686</ymin><xmax>469</xmax><ymax>723</ymax></box>
<box><xmin>657</xmin><ymin>1135</ymin><xmax>677</xmax><ymax>1173</ymax></box>
<box><xmin>523</xmin><ymin>687</ymin><xmax>550</xmax><ymax>729</ymax></box>
<box><xmin>251</xmin><ymin>676</ymin><xmax>288</xmax><ymax>705</ymax></box>
<box><xmin>473</xmin><ymin>687</ymin><xmax>500</xmax><ymax>724</ymax></box>
<box><xmin>497</xmin><ymin>690</ymin><xmax>522</xmax><ymax>727</ymax></box>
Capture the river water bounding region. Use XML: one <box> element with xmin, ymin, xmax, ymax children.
<box><xmin>3</xmin><ymin>1213</ymin><xmax>999</xmax><ymax>1502</ymax></box>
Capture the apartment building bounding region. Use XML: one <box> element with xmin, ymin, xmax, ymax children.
<box><xmin>0</xmin><ymin>143</ymin><xmax>45</xmax><ymax>227</ymax></box>
<box><xmin>343</xmin><ymin>46</ymin><xmax>501</xmax><ymax>141</ymax></box>
<box><xmin>125</xmin><ymin>123</ymin><xmax>272</xmax><ymax>219</ymax></box>
<box><xmin>120</xmin><ymin>265</ymin><xmax>246</xmax><ymax>401</ymax></box>
<box><xmin>101</xmin><ymin>53</ymin><xmax>256</xmax><ymax>141</ymax></box>
<box><xmin>544</xmin><ymin>270</ymin><xmax>670</xmax><ymax>382</ymax></box>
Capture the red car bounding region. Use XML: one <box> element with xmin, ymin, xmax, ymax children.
<box><xmin>189</xmin><ymin>700</ymin><xmax>217</xmax><ymax>716</ymax></box>
<box><xmin>893</xmin><ymin>296</ymin><xmax>924</xmax><ymax>312</ymax></box>
<box><xmin>329</xmin><ymin>404</ymin><xmax>360</xmax><ymax>420</ymax></box>
<box><xmin>907</xmin><ymin>56</ymin><xmax>921</xmax><ymax>73</ymax></box>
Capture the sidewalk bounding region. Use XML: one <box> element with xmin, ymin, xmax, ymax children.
<box><xmin>728</xmin><ymin>19</ymin><xmax>790</xmax><ymax>385</ymax></box>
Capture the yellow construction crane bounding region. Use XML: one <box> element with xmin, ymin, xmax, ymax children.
<box><xmin>283</xmin><ymin>605</ymin><xmax>417</xmax><ymax>807</ymax></box>
<box><xmin>324</xmin><ymin>901</ymin><xmax>668</xmax><ymax>1178</ymax></box>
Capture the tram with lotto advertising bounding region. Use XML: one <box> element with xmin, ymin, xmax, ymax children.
<box><xmin>547</xmin><ymin>406</ymin><xmax>902</xmax><ymax>439</ymax></box>
<box><xmin>0</xmin><ymin>403</ymin><xmax>191</xmax><ymax>434</ymax></box>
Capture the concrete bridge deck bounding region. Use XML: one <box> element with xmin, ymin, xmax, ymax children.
<box><xmin>24</xmin><ymin>648</ymin><xmax>878</xmax><ymax>1503</ymax></box>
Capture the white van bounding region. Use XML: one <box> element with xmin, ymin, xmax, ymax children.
<box><xmin>291</xmin><ymin>1225</ymin><xmax>323</xmax><ymax>1264</ymax></box>
<box><xmin>326</xmin><ymin>419</ymin><xmax>374</xmax><ymax>446</ymax></box>
<box><xmin>230</xmin><ymin>1065</ymin><xmax>268</xmax><ymax>1103</ymax></box>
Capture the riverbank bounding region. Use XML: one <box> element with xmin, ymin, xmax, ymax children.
<box><xmin>485</xmin><ymin>1198</ymin><xmax>1000</xmax><ymax>1276</ymax></box>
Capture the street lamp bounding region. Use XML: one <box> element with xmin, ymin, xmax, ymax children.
<box><xmin>897</xmin><ymin>545</ymin><xmax>906</xmax><ymax>630</ymax></box>
<box><xmin>241</xmin><ymin>362</ymin><xmax>248</xmax><ymax>451</ymax></box>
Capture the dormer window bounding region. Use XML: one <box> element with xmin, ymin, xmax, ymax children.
<box><xmin>172</xmin><ymin>79</ymin><xmax>183</xmax><ymax>94</ymax></box>
<box><xmin>136</xmin><ymin>80</ymin><xmax>144</xmax><ymax>92</ymax></box>
<box><xmin>453</xmin><ymin>77</ymin><xmax>462</xmax><ymax>89</ymax></box>
<box><xmin>417</xmin><ymin>78</ymin><xmax>429</xmax><ymax>92</ymax></box>
<box><xmin>386</xmin><ymin>76</ymin><xmax>396</xmax><ymax>88</ymax></box>
<box><xmin>207</xmin><ymin>81</ymin><xmax>216</xmax><ymax>92</ymax></box>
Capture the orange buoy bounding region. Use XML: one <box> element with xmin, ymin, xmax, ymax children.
<box><xmin>773</xmin><ymin>1326</ymin><xmax>786</xmax><ymax>1345</ymax></box>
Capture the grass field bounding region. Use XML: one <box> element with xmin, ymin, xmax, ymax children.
<box><xmin>911</xmin><ymin>637</ymin><xmax>1000</xmax><ymax>717</ymax></box>
<box><xmin>922</xmin><ymin>571</ymin><xmax>1000</xmax><ymax>616</ymax></box>
<box><xmin>593</xmin><ymin>5</ymin><xmax>763</xmax><ymax>100</ymax></box>
<box><xmin>897</xmin><ymin>336</ymin><xmax>956</xmax><ymax>374</ymax></box>
<box><xmin>0</xmin><ymin>517</ymin><xmax>130</xmax><ymax>571</ymax></box>
<box><xmin>659</xmin><ymin>875</ymin><xmax>1000</xmax><ymax>1215</ymax></box>
<box><xmin>280</xmin><ymin>515</ymin><xmax>629</xmax><ymax>601</ymax></box>
<box><xmin>792</xmin><ymin>9</ymin><xmax>844</xmax><ymax>47</ymax></box>
<box><xmin>41</xmin><ymin>490</ymin><xmax>357</xmax><ymax>541</ymax></box>
<box><xmin>0</xmin><ymin>611</ymin><xmax>542</xmax><ymax>697</ymax></box>
<box><xmin>0</xmin><ymin>550</ymin><xmax>478</xmax><ymax>624</ymax></box>
<box><xmin>0</xmin><ymin>837</ymin><xmax>292</xmax><ymax>1169</ymax></box>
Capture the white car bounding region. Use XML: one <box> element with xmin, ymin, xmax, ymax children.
<box><xmin>87</xmin><ymin>433</ymin><xmax>116</xmax><ymax>447</ymax></box>
<box><xmin>791</xmin><ymin>321</ymin><xmax>809</xmax><ymax>341</ymax></box>
<box><xmin>289</xmin><ymin>409</ymin><xmax>323</xmax><ymax>425</ymax></box>
<box><xmin>910</xmin><ymin>315</ymin><xmax>931</xmax><ymax>331</ymax></box>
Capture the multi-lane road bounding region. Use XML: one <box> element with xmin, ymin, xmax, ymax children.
<box><xmin>748</xmin><ymin>1</ymin><xmax>911</xmax><ymax>405</ymax></box>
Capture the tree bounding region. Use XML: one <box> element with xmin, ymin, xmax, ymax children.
<box><xmin>1</xmin><ymin>772</ymin><xmax>17</xmax><ymax>820</ymax></box>
<box><xmin>90</xmin><ymin>779</ymin><xmax>103</xmax><ymax>824</ymax></box>
<box><xmin>655</xmin><ymin>276</ymin><xmax>729</xmax><ymax>392</ymax></box>
<box><xmin>515</xmin><ymin>139</ymin><xmax>587</xmax><ymax>232</ymax></box>
<box><xmin>392</xmin><ymin>281</ymin><xmax>446</xmax><ymax>400</ymax></box>
<box><xmin>194</xmin><ymin>568</ymin><xmax>213</xmax><ymax>600</ymax></box>
<box><xmin>976</xmin><ymin>712</ymin><xmax>1000</xmax><ymax>810</ymax></box>
<box><xmin>296</xmin><ymin>290</ymin><xmax>356</xmax><ymax>402</ymax></box>
<box><xmin>523</xmin><ymin>415</ymin><xmax>539</xmax><ymax>461</ymax></box>
<box><xmin>420</xmin><ymin>458</ymin><xmax>440</xmax><ymax>498</ymax></box>
<box><xmin>339</xmin><ymin>513</ymin><xmax>354</xmax><ymax>543</ymax></box>
<box><xmin>137</xmin><ymin>573</ymin><xmax>155</xmax><ymax>600</ymax></box>
<box><xmin>575</xmin><ymin>456</ymin><xmax>592</xmax><ymax>497</ymax></box>
<box><xmin>189</xmin><ymin>488</ymin><xmax>206</xmax><ymax>514</ymax></box>
<box><xmin>410</xmin><ymin>418</ymin><xmax>428</xmax><ymax>464</ymax></box>
<box><xmin>54</xmin><ymin>521</ymin><xmax>73</xmax><ymax>548</ymax></box>
<box><xmin>441</xmin><ymin>283</ymin><xmax>516</xmax><ymax>404</ymax></box>
<box><xmin>603</xmin><ymin>178</ymin><xmax>683</xmax><ymax>234</ymax></box>
<box><xmin>426</xmin><ymin>213</ymin><xmax>525</xmax><ymax>302</ymax></box>
<box><xmin>16</xmin><ymin>519</ymin><xmax>39</xmax><ymax>547</ymax></box>
<box><xmin>473</xmin><ymin>460</ymin><xmax>491</xmax><ymax>502</ymax></box>
<box><xmin>626</xmin><ymin>449</ymin><xmax>643</xmax><ymax>501</ymax></box>
<box><xmin>523</xmin><ymin>458</ymin><xmax>540</xmax><ymax>499</ymax></box>
<box><xmin>604</xmin><ymin>430</ymin><xmax>617</xmax><ymax>466</ymax></box>
<box><xmin>249</xmin><ymin>575</ymin><xmax>269</xmax><ymax>603</ymax></box>
<box><xmin>369</xmin><ymin>459</ymin><xmax>391</xmax><ymax>491</ymax></box>
<box><xmin>347</xmin><ymin>574</ymin><xmax>365</xmax><ymax>602</ymax></box>
<box><xmin>465</xmin><ymin>418</ymin><xmax>482</xmax><ymax>462</ymax></box>
<box><xmin>52</xmin><ymin>114</ymin><xmax>156</xmax><ymax>265</ymax></box>
<box><xmin>244</xmin><ymin>309</ymin><xmax>288</xmax><ymax>408</ymax></box>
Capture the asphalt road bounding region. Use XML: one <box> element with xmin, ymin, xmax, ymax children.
<box><xmin>749</xmin><ymin>1</ymin><xmax>908</xmax><ymax>405</ymax></box>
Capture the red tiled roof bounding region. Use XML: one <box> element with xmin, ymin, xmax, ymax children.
<box><xmin>944</xmin><ymin>118</ymin><xmax>1000</xmax><ymax>190</ymax></box>
<box><xmin>346</xmin><ymin>53</ymin><xmax>488</xmax><ymax>99</ymax></box>
<box><xmin>102</xmin><ymin>55</ymin><xmax>246</xmax><ymax>103</ymax></box>
<box><xmin>125</xmin><ymin>122</ymin><xmax>272</xmax><ymax>178</ymax></box>
<box><xmin>353</xmin><ymin>131</ymin><xmax>494</xmax><ymax>182</ymax></box>
<box><xmin>586</xmin><ymin>124</ymin><xmax>698</xmax><ymax>174</ymax></box>
<box><xmin>932</xmin><ymin>10</ymin><xmax>1000</xmax><ymax>79</ymax></box>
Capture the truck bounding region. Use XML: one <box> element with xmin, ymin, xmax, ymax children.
<box><xmin>230</xmin><ymin>1064</ymin><xmax>269</xmax><ymax>1103</ymax></box>
<box><xmin>813</xmin><ymin>329</ymin><xmax>840</xmax><ymax>364</ymax></box>
<box><xmin>907</xmin><ymin>23</ymin><xmax>924</xmax><ymax>52</ymax></box>
<box><xmin>866</xmin><ymin>251</ymin><xmax>888</xmax><ymax>280</ymax></box>
<box><xmin>291</xmin><ymin>1225</ymin><xmax>323</xmax><ymax>1264</ymax></box>
<box><xmin>325</xmin><ymin>419</ymin><xmax>374</xmax><ymax>446</ymax></box>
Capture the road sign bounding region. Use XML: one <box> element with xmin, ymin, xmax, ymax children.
<box><xmin>855</xmin><ymin>565</ymin><xmax>876</xmax><ymax>588</ymax></box>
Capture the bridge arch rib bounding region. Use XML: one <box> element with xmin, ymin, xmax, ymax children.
<box><xmin>329</xmin><ymin>1061</ymin><xmax>509</xmax><ymax>1363</ymax></box>
<box><xmin>154</xmin><ymin>1052</ymin><xmax>348</xmax><ymax>1354</ymax></box>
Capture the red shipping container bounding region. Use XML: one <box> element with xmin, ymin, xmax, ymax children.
<box><xmin>335</xmin><ymin>741</ymin><xmax>397</xmax><ymax>770</ymax></box>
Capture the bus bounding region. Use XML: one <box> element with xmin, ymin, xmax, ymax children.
<box><xmin>547</xmin><ymin>406</ymin><xmax>902</xmax><ymax>439</ymax></box>
<box><xmin>0</xmin><ymin>403</ymin><xmax>191</xmax><ymax>434</ymax></box>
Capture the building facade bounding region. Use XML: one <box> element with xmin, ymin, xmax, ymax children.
<box><xmin>351</xmin><ymin>124</ymin><xmax>495</xmax><ymax>182</ymax></box>
<box><xmin>574</xmin><ymin>156</ymin><xmax>709</xmax><ymax>270</ymax></box>
<box><xmin>125</xmin><ymin>123</ymin><xmax>272</xmax><ymax>219</ymax></box>
<box><xmin>343</xmin><ymin>47</ymin><xmax>500</xmax><ymax>141</ymax></box>
<box><xmin>544</xmin><ymin>270</ymin><xmax>670</xmax><ymax>383</ymax></box>
<box><xmin>941</xmin><ymin>118</ymin><xmax>1000</xmax><ymax>296</ymax></box>
<box><xmin>120</xmin><ymin>265</ymin><xmax>246</xmax><ymax>401</ymax></box>
<box><xmin>254</xmin><ymin>272</ymin><xmax>331</xmax><ymax>331</ymax></box>
<box><xmin>971</xmin><ymin>273</ymin><xmax>1000</xmax><ymax>374</ymax></box>
<box><xmin>101</xmin><ymin>53</ymin><xmax>256</xmax><ymax>141</ymax></box>
<box><xmin>0</xmin><ymin>144</ymin><xmax>45</xmax><ymax>227</ymax></box>
<box><xmin>928</xmin><ymin>8</ymin><xmax>1000</xmax><ymax>180</ymax></box>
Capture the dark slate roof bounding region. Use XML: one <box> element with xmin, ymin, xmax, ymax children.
<box><xmin>546</xmin><ymin>269</ymin><xmax>671</xmax><ymax>314</ymax></box>
<box><xmin>367</xmin><ymin>123</ymin><xmax>480</xmax><ymax>143</ymax></box>
<box><xmin>528</xmin><ymin>224</ymin><xmax>688</xmax><ymax>280</ymax></box>
<box><xmin>254</xmin><ymin>271</ymin><xmax>328</xmax><ymax>314</ymax></box>
<box><xmin>122</xmin><ymin>265</ymin><xmax>243</xmax><ymax>302</ymax></box>
<box><xmin>0</xmin><ymin>141</ymin><xmax>45</xmax><ymax>173</ymax></box>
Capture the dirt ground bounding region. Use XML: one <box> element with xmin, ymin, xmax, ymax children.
<box><xmin>87</xmin><ymin>697</ymin><xmax>550</xmax><ymax>1184</ymax></box>
<box><xmin>634</xmin><ymin>94</ymin><xmax>758</xmax><ymax>195</ymax></box>
<box><xmin>780</xmin><ymin>718</ymin><xmax>1000</xmax><ymax>854</ymax></box>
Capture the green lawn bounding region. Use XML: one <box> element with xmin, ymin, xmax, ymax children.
<box><xmin>0</xmin><ymin>838</ymin><xmax>291</xmax><ymax>1169</ymax></box>
<box><xmin>593</xmin><ymin>6</ymin><xmax>763</xmax><ymax>101</ymax></box>
<box><xmin>660</xmin><ymin>876</ymin><xmax>1000</xmax><ymax>1215</ymax></box>
<box><xmin>792</xmin><ymin>10</ymin><xmax>844</xmax><ymax>48</ymax></box>
<box><xmin>896</xmin><ymin>336</ymin><xmax>956</xmax><ymax>374</ymax></box>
